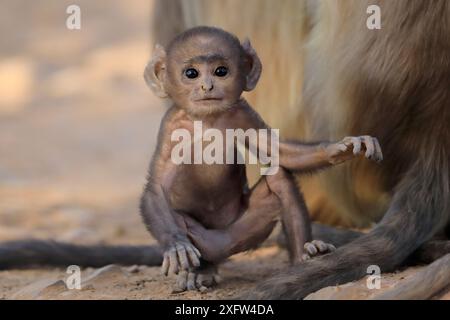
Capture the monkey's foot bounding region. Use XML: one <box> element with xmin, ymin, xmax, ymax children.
<box><xmin>301</xmin><ymin>240</ymin><xmax>336</xmax><ymax>261</ymax></box>
<box><xmin>171</xmin><ymin>265</ymin><xmax>222</xmax><ymax>293</ymax></box>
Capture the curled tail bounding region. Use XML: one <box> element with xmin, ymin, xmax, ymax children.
<box><xmin>0</xmin><ymin>240</ymin><xmax>162</xmax><ymax>270</ymax></box>
<box><xmin>245</xmin><ymin>156</ymin><xmax>450</xmax><ymax>299</ymax></box>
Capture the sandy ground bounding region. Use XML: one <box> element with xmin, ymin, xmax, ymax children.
<box><xmin>0</xmin><ymin>0</ymin><xmax>448</xmax><ymax>300</ymax></box>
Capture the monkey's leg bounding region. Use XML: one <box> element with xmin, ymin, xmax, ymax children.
<box><xmin>265</xmin><ymin>167</ymin><xmax>325</xmax><ymax>263</ymax></box>
<box><xmin>281</xmin><ymin>221</ymin><xmax>450</xmax><ymax>264</ymax></box>
<box><xmin>184</xmin><ymin>168</ymin><xmax>333</xmax><ymax>263</ymax></box>
<box><xmin>279</xmin><ymin>224</ymin><xmax>450</xmax><ymax>265</ymax></box>
<box><xmin>183</xmin><ymin>176</ymin><xmax>282</xmax><ymax>263</ymax></box>
<box><xmin>241</xmin><ymin>161</ymin><xmax>449</xmax><ymax>299</ymax></box>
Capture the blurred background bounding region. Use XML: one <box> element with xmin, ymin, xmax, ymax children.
<box><xmin>0</xmin><ymin>0</ymin><xmax>163</xmax><ymax>245</ymax></box>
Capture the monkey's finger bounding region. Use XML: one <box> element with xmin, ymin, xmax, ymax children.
<box><xmin>342</xmin><ymin>136</ymin><xmax>353</xmax><ymax>146</ymax></box>
<box><xmin>352</xmin><ymin>137</ymin><xmax>362</xmax><ymax>155</ymax></box>
<box><xmin>327</xmin><ymin>244</ymin><xmax>337</xmax><ymax>252</ymax></box>
<box><xmin>302</xmin><ymin>253</ymin><xmax>311</xmax><ymax>261</ymax></box>
<box><xmin>199</xmin><ymin>286</ymin><xmax>209</xmax><ymax>293</ymax></box>
<box><xmin>213</xmin><ymin>274</ymin><xmax>223</xmax><ymax>284</ymax></box>
<box><xmin>173</xmin><ymin>270</ymin><xmax>188</xmax><ymax>293</ymax></box>
<box><xmin>304</xmin><ymin>242</ymin><xmax>318</xmax><ymax>256</ymax></box>
<box><xmin>336</xmin><ymin>143</ymin><xmax>348</xmax><ymax>152</ymax></box>
<box><xmin>191</xmin><ymin>245</ymin><xmax>201</xmax><ymax>258</ymax></box>
<box><xmin>196</xmin><ymin>274</ymin><xmax>213</xmax><ymax>288</ymax></box>
<box><xmin>362</xmin><ymin>136</ymin><xmax>375</xmax><ymax>159</ymax></box>
<box><xmin>186</xmin><ymin>246</ymin><xmax>201</xmax><ymax>267</ymax></box>
<box><xmin>187</xmin><ymin>272</ymin><xmax>197</xmax><ymax>291</ymax></box>
<box><xmin>171</xmin><ymin>285</ymin><xmax>186</xmax><ymax>293</ymax></box>
<box><xmin>176</xmin><ymin>245</ymin><xmax>190</xmax><ymax>270</ymax></box>
<box><xmin>311</xmin><ymin>240</ymin><xmax>328</xmax><ymax>253</ymax></box>
<box><xmin>168</xmin><ymin>250</ymin><xmax>179</xmax><ymax>275</ymax></box>
<box><xmin>196</xmin><ymin>275</ymin><xmax>206</xmax><ymax>289</ymax></box>
<box><xmin>171</xmin><ymin>285</ymin><xmax>186</xmax><ymax>294</ymax></box>
<box><xmin>373</xmin><ymin>138</ymin><xmax>383</xmax><ymax>162</ymax></box>
<box><xmin>161</xmin><ymin>254</ymin><xmax>170</xmax><ymax>276</ymax></box>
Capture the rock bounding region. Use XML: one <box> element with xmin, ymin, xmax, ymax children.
<box><xmin>81</xmin><ymin>264</ymin><xmax>127</xmax><ymax>287</ymax></box>
<box><xmin>305</xmin><ymin>266</ymin><xmax>428</xmax><ymax>300</ymax></box>
<box><xmin>126</xmin><ymin>265</ymin><xmax>141</xmax><ymax>274</ymax></box>
<box><xmin>11</xmin><ymin>279</ymin><xmax>66</xmax><ymax>300</ymax></box>
<box><xmin>305</xmin><ymin>281</ymin><xmax>372</xmax><ymax>300</ymax></box>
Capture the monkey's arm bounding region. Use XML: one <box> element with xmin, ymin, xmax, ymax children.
<box><xmin>235</xmin><ymin>102</ymin><xmax>382</xmax><ymax>172</ymax></box>
<box><xmin>278</xmin><ymin>141</ymin><xmax>332</xmax><ymax>172</ymax></box>
<box><xmin>278</xmin><ymin>136</ymin><xmax>383</xmax><ymax>172</ymax></box>
<box><xmin>140</xmin><ymin>108</ymin><xmax>201</xmax><ymax>275</ymax></box>
<box><xmin>141</xmin><ymin>180</ymin><xmax>201</xmax><ymax>275</ymax></box>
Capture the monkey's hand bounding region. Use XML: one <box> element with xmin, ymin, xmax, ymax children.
<box><xmin>301</xmin><ymin>240</ymin><xmax>336</xmax><ymax>261</ymax></box>
<box><xmin>161</xmin><ymin>240</ymin><xmax>202</xmax><ymax>276</ymax></box>
<box><xmin>324</xmin><ymin>135</ymin><xmax>383</xmax><ymax>165</ymax></box>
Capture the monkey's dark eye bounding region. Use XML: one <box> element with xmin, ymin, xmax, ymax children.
<box><xmin>214</xmin><ymin>66</ymin><xmax>228</xmax><ymax>77</ymax></box>
<box><xmin>185</xmin><ymin>68</ymin><xmax>199</xmax><ymax>79</ymax></box>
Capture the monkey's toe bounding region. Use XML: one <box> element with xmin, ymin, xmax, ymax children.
<box><xmin>171</xmin><ymin>268</ymin><xmax>220</xmax><ymax>293</ymax></box>
<box><xmin>303</xmin><ymin>240</ymin><xmax>336</xmax><ymax>260</ymax></box>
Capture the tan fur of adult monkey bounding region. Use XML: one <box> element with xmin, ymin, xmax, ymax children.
<box><xmin>152</xmin><ymin>0</ymin><xmax>450</xmax><ymax>299</ymax></box>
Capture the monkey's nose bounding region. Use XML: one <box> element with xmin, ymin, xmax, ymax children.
<box><xmin>201</xmin><ymin>83</ymin><xmax>214</xmax><ymax>92</ymax></box>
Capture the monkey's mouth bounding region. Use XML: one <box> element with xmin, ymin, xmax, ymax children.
<box><xmin>197</xmin><ymin>98</ymin><xmax>222</xmax><ymax>102</ymax></box>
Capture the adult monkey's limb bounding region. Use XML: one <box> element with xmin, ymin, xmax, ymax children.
<box><xmin>243</xmin><ymin>159</ymin><xmax>449</xmax><ymax>299</ymax></box>
<box><xmin>281</xmin><ymin>227</ymin><xmax>450</xmax><ymax>264</ymax></box>
<box><xmin>0</xmin><ymin>236</ymin><xmax>446</xmax><ymax>271</ymax></box>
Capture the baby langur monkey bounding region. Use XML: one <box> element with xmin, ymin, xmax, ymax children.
<box><xmin>141</xmin><ymin>26</ymin><xmax>383</xmax><ymax>292</ymax></box>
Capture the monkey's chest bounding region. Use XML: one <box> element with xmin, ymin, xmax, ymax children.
<box><xmin>168</xmin><ymin>163</ymin><xmax>247</xmax><ymax>229</ymax></box>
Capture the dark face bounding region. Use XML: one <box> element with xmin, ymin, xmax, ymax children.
<box><xmin>165</xmin><ymin>36</ymin><xmax>245</xmax><ymax>117</ymax></box>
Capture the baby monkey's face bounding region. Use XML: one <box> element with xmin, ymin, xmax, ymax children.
<box><xmin>166</xmin><ymin>37</ymin><xmax>246</xmax><ymax>116</ymax></box>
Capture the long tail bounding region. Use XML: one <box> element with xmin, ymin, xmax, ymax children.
<box><xmin>244</xmin><ymin>156</ymin><xmax>450</xmax><ymax>299</ymax></box>
<box><xmin>1</xmin><ymin>225</ymin><xmax>446</xmax><ymax>271</ymax></box>
<box><xmin>0</xmin><ymin>223</ymin><xmax>361</xmax><ymax>271</ymax></box>
<box><xmin>0</xmin><ymin>240</ymin><xmax>162</xmax><ymax>270</ymax></box>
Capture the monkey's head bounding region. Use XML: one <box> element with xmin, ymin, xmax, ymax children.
<box><xmin>144</xmin><ymin>26</ymin><xmax>262</xmax><ymax>117</ymax></box>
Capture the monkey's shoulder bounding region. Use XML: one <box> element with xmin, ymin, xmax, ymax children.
<box><xmin>221</xmin><ymin>100</ymin><xmax>267</xmax><ymax>130</ymax></box>
<box><xmin>159</xmin><ymin>107</ymin><xmax>193</xmax><ymax>133</ymax></box>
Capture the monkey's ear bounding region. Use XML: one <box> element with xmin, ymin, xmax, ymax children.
<box><xmin>144</xmin><ymin>44</ymin><xmax>169</xmax><ymax>98</ymax></box>
<box><xmin>241</xmin><ymin>39</ymin><xmax>262</xmax><ymax>91</ymax></box>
